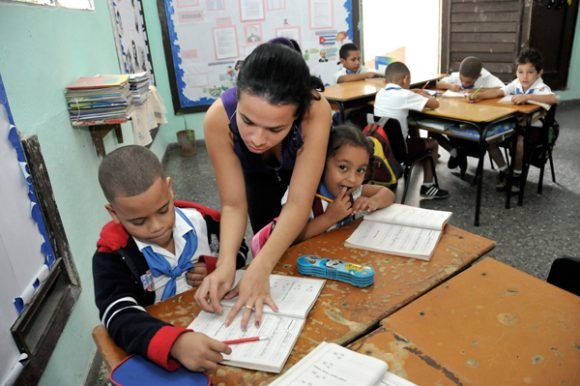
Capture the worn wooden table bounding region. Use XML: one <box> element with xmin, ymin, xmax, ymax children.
<box><xmin>349</xmin><ymin>257</ymin><xmax>580</xmax><ymax>386</ymax></box>
<box><xmin>93</xmin><ymin>222</ymin><xmax>495</xmax><ymax>385</ymax></box>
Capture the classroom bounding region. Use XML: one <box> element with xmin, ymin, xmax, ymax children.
<box><xmin>0</xmin><ymin>1</ymin><xmax>579</xmax><ymax>385</ymax></box>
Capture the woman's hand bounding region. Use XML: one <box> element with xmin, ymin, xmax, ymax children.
<box><xmin>194</xmin><ymin>265</ymin><xmax>236</xmax><ymax>315</ymax></box>
<box><xmin>225</xmin><ymin>262</ymin><xmax>278</xmax><ymax>331</ymax></box>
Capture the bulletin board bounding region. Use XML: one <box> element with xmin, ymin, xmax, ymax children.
<box><xmin>157</xmin><ymin>0</ymin><xmax>356</xmax><ymax>113</ymax></box>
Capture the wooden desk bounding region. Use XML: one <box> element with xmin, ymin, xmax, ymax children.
<box><xmin>413</xmin><ymin>97</ymin><xmax>518</xmax><ymax>226</ymax></box>
<box><xmin>349</xmin><ymin>257</ymin><xmax>580</xmax><ymax>386</ymax></box>
<box><xmin>322</xmin><ymin>78</ymin><xmax>385</xmax><ymax>120</ymax></box>
<box><xmin>93</xmin><ymin>223</ymin><xmax>494</xmax><ymax>385</ymax></box>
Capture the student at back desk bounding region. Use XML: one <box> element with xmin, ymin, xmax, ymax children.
<box><xmin>470</xmin><ymin>48</ymin><xmax>557</xmax><ymax>192</ymax></box>
<box><xmin>437</xmin><ymin>56</ymin><xmax>505</xmax><ymax>172</ymax></box>
<box><xmin>334</xmin><ymin>43</ymin><xmax>380</xmax><ymax>84</ymax></box>
<box><xmin>374</xmin><ymin>62</ymin><xmax>449</xmax><ymax>200</ymax></box>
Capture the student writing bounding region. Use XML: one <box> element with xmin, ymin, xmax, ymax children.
<box><xmin>374</xmin><ymin>62</ymin><xmax>450</xmax><ymax>200</ymax></box>
<box><xmin>92</xmin><ymin>145</ymin><xmax>248</xmax><ymax>372</ymax></box>
<box><xmin>436</xmin><ymin>56</ymin><xmax>505</xmax><ymax>172</ymax></box>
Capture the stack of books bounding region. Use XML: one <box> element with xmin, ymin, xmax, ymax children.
<box><xmin>65</xmin><ymin>75</ymin><xmax>130</xmax><ymax>126</ymax></box>
<box><xmin>128</xmin><ymin>72</ymin><xmax>150</xmax><ymax>105</ymax></box>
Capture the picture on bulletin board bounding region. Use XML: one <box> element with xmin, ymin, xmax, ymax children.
<box><xmin>157</xmin><ymin>0</ymin><xmax>356</xmax><ymax>113</ymax></box>
<box><xmin>109</xmin><ymin>0</ymin><xmax>155</xmax><ymax>83</ymax></box>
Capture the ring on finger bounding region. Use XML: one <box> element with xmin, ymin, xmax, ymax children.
<box><xmin>244</xmin><ymin>304</ymin><xmax>254</xmax><ymax>311</ymax></box>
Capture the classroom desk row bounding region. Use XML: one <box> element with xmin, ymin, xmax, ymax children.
<box><xmin>322</xmin><ymin>79</ymin><xmax>543</xmax><ymax>226</ymax></box>
<box><xmin>93</xmin><ymin>222</ymin><xmax>495</xmax><ymax>385</ymax></box>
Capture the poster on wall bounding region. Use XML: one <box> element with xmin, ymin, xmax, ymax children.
<box><xmin>109</xmin><ymin>0</ymin><xmax>155</xmax><ymax>83</ymax></box>
<box><xmin>158</xmin><ymin>0</ymin><xmax>354</xmax><ymax>113</ymax></box>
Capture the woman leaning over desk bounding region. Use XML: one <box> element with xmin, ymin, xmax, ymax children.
<box><xmin>195</xmin><ymin>43</ymin><xmax>332</xmax><ymax>329</ymax></box>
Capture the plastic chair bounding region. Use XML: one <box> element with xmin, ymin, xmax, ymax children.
<box><xmin>516</xmin><ymin>105</ymin><xmax>559</xmax><ymax>204</ymax></box>
<box><xmin>378</xmin><ymin>117</ymin><xmax>439</xmax><ymax>204</ymax></box>
<box><xmin>547</xmin><ymin>256</ymin><xmax>580</xmax><ymax>296</ymax></box>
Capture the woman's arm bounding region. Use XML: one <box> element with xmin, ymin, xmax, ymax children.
<box><xmin>195</xmin><ymin>98</ymin><xmax>249</xmax><ymax>313</ymax></box>
<box><xmin>228</xmin><ymin>96</ymin><xmax>332</xmax><ymax>329</ymax></box>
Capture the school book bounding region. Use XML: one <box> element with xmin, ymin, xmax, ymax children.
<box><xmin>109</xmin><ymin>355</ymin><xmax>210</xmax><ymax>386</ymax></box>
<box><xmin>188</xmin><ymin>273</ymin><xmax>325</xmax><ymax>373</ymax></box>
<box><xmin>270</xmin><ymin>342</ymin><xmax>417</xmax><ymax>386</ymax></box>
<box><xmin>344</xmin><ymin>204</ymin><xmax>452</xmax><ymax>261</ymax></box>
<box><xmin>497</xmin><ymin>95</ymin><xmax>552</xmax><ymax>111</ymax></box>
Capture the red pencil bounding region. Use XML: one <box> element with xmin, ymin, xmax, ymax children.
<box><xmin>222</xmin><ymin>336</ymin><xmax>269</xmax><ymax>345</ymax></box>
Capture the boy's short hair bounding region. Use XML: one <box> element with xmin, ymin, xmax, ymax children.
<box><xmin>339</xmin><ymin>43</ymin><xmax>359</xmax><ymax>60</ymax></box>
<box><xmin>98</xmin><ymin>145</ymin><xmax>164</xmax><ymax>203</ymax></box>
<box><xmin>459</xmin><ymin>56</ymin><xmax>482</xmax><ymax>78</ymax></box>
<box><xmin>384</xmin><ymin>61</ymin><xmax>410</xmax><ymax>83</ymax></box>
<box><xmin>517</xmin><ymin>48</ymin><xmax>544</xmax><ymax>72</ymax></box>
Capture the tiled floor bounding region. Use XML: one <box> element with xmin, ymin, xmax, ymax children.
<box><xmin>163</xmin><ymin>103</ymin><xmax>580</xmax><ymax>281</ymax></box>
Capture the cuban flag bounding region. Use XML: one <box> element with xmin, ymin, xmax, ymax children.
<box><xmin>317</xmin><ymin>30</ymin><xmax>336</xmax><ymax>46</ymax></box>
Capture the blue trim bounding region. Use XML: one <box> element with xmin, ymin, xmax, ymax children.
<box><xmin>1</xmin><ymin>73</ymin><xmax>56</xmax><ymax>315</ymax></box>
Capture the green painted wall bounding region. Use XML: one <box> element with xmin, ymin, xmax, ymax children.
<box><xmin>556</xmin><ymin>10</ymin><xmax>580</xmax><ymax>101</ymax></box>
<box><xmin>0</xmin><ymin>1</ymin><xmax>578</xmax><ymax>385</ymax></box>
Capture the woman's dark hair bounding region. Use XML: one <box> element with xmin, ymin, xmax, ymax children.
<box><xmin>237</xmin><ymin>43</ymin><xmax>323</xmax><ymax>121</ymax></box>
<box><xmin>516</xmin><ymin>48</ymin><xmax>544</xmax><ymax>72</ymax></box>
<box><xmin>327</xmin><ymin>123</ymin><xmax>372</xmax><ymax>160</ymax></box>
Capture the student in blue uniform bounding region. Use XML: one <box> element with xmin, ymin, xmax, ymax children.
<box><xmin>470</xmin><ymin>48</ymin><xmax>557</xmax><ymax>191</ymax></box>
<box><xmin>92</xmin><ymin>145</ymin><xmax>248</xmax><ymax>372</ymax></box>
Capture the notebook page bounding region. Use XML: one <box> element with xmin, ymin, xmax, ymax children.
<box><xmin>270</xmin><ymin>342</ymin><xmax>387</xmax><ymax>386</ymax></box>
<box><xmin>222</xmin><ymin>272</ymin><xmax>325</xmax><ymax>318</ymax></box>
<box><xmin>378</xmin><ymin>371</ymin><xmax>419</xmax><ymax>386</ymax></box>
<box><xmin>364</xmin><ymin>204</ymin><xmax>452</xmax><ymax>230</ymax></box>
<box><xmin>189</xmin><ymin>307</ymin><xmax>304</xmax><ymax>373</ymax></box>
<box><xmin>441</xmin><ymin>90</ymin><xmax>466</xmax><ymax>97</ymax></box>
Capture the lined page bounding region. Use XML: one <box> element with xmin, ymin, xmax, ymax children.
<box><xmin>222</xmin><ymin>273</ymin><xmax>325</xmax><ymax>318</ymax></box>
<box><xmin>189</xmin><ymin>307</ymin><xmax>304</xmax><ymax>373</ymax></box>
<box><xmin>364</xmin><ymin>204</ymin><xmax>452</xmax><ymax>230</ymax></box>
<box><xmin>270</xmin><ymin>342</ymin><xmax>387</xmax><ymax>386</ymax></box>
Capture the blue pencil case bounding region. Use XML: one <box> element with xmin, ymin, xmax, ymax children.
<box><xmin>297</xmin><ymin>255</ymin><xmax>375</xmax><ymax>287</ymax></box>
<box><xmin>110</xmin><ymin>355</ymin><xmax>210</xmax><ymax>386</ymax></box>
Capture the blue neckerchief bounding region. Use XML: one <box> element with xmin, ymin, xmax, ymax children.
<box><xmin>345</xmin><ymin>69</ymin><xmax>357</xmax><ymax>75</ymax></box>
<box><xmin>142</xmin><ymin>207</ymin><xmax>198</xmax><ymax>301</ymax></box>
<box><xmin>318</xmin><ymin>183</ymin><xmax>334</xmax><ymax>201</ymax></box>
<box><xmin>385</xmin><ymin>86</ymin><xmax>402</xmax><ymax>91</ymax></box>
<box><xmin>515</xmin><ymin>87</ymin><xmax>535</xmax><ymax>95</ymax></box>
<box><xmin>461</xmin><ymin>83</ymin><xmax>475</xmax><ymax>90</ymax></box>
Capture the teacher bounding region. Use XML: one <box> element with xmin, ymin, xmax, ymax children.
<box><xmin>195</xmin><ymin>43</ymin><xmax>332</xmax><ymax>329</ymax></box>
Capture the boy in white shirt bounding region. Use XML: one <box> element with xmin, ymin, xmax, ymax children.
<box><xmin>437</xmin><ymin>56</ymin><xmax>505</xmax><ymax>170</ymax></box>
<box><xmin>471</xmin><ymin>48</ymin><xmax>558</xmax><ymax>191</ymax></box>
<box><xmin>374</xmin><ymin>62</ymin><xmax>449</xmax><ymax>199</ymax></box>
<box><xmin>334</xmin><ymin>43</ymin><xmax>380</xmax><ymax>84</ymax></box>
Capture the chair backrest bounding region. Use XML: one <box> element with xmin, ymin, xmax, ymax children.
<box><xmin>378</xmin><ymin>116</ymin><xmax>408</xmax><ymax>162</ymax></box>
<box><xmin>530</xmin><ymin>104</ymin><xmax>559</xmax><ymax>168</ymax></box>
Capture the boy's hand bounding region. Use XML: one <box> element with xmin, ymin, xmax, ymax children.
<box><xmin>511</xmin><ymin>95</ymin><xmax>528</xmax><ymax>105</ymax></box>
<box><xmin>186</xmin><ymin>262</ymin><xmax>208</xmax><ymax>287</ymax></box>
<box><xmin>324</xmin><ymin>187</ymin><xmax>353</xmax><ymax>223</ymax></box>
<box><xmin>170</xmin><ymin>331</ymin><xmax>231</xmax><ymax>372</ymax></box>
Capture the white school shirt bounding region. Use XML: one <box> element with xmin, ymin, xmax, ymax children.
<box><xmin>134</xmin><ymin>208</ymin><xmax>212</xmax><ymax>302</ymax></box>
<box><xmin>501</xmin><ymin>77</ymin><xmax>553</xmax><ymax>127</ymax></box>
<box><xmin>374</xmin><ymin>83</ymin><xmax>428</xmax><ymax>138</ymax></box>
<box><xmin>280</xmin><ymin>186</ymin><xmax>363</xmax><ymax>231</ymax></box>
<box><xmin>439</xmin><ymin>68</ymin><xmax>504</xmax><ymax>89</ymax></box>
<box><xmin>333</xmin><ymin>66</ymin><xmax>368</xmax><ymax>84</ymax></box>
<box><xmin>500</xmin><ymin>77</ymin><xmax>553</xmax><ymax>97</ymax></box>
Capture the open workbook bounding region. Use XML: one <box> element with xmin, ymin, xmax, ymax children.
<box><xmin>344</xmin><ymin>204</ymin><xmax>452</xmax><ymax>261</ymax></box>
<box><xmin>497</xmin><ymin>94</ymin><xmax>552</xmax><ymax>110</ymax></box>
<box><xmin>188</xmin><ymin>272</ymin><xmax>325</xmax><ymax>373</ymax></box>
<box><xmin>270</xmin><ymin>342</ymin><xmax>417</xmax><ymax>386</ymax></box>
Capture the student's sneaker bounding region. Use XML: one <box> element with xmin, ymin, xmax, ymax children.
<box><xmin>420</xmin><ymin>185</ymin><xmax>449</xmax><ymax>200</ymax></box>
<box><xmin>509</xmin><ymin>174</ymin><xmax>521</xmax><ymax>194</ymax></box>
<box><xmin>495</xmin><ymin>171</ymin><xmax>507</xmax><ymax>191</ymax></box>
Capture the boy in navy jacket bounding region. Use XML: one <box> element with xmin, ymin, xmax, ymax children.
<box><xmin>92</xmin><ymin>145</ymin><xmax>248</xmax><ymax>372</ymax></box>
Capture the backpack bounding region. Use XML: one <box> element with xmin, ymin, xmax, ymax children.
<box><xmin>530</xmin><ymin>115</ymin><xmax>559</xmax><ymax>168</ymax></box>
<box><xmin>362</xmin><ymin>114</ymin><xmax>403</xmax><ymax>187</ymax></box>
